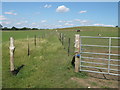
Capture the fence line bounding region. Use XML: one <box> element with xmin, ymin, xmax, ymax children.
<box><xmin>57</xmin><ymin>32</ymin><xmax>75</xmax><ymax>56</ymax></box>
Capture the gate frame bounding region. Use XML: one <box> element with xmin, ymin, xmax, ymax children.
<box><xmin>75</xmin><ymin>35</ymin><xmax>120</xmax><ymax>76</ymax></box>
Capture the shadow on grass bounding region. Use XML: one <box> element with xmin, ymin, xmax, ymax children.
<box><xmin>11</xmin><ymin>64</ymin><xmax>25</xmax><ymax>75</ymax></box>
<box><xmin>88</xmin><ymin>72</ymin><xmax>120</xmax><ymax>81</ymax></box>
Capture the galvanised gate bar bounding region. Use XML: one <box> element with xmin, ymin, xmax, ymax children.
<box><xmin>79</xmin><ymin>36</ymin><xmax>120</xmax><ymax>76</ymax></box>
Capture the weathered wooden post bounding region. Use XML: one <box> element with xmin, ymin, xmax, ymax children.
<box><xmin>74</xmin><ymin>34</ymin><xmax>80</xmax><ymax>72</ymax></box>
<box><xmin>62</xmin><ymin>34</ymin><xmax>64</xmax><ymax>45</ymax></box>
<box><xmin>27</xmin><ymin>35</ymin><xmax>30</xmax><ymax>56</ymax></box>
<box><xmin>59</xmin><ymin>33</ymin><xmax>61</xmax><ymax>42</ymax></box>
<box><xmin>68</xmin><ymin>38</ymin><xmax>70</xmax><ymax>56</ymax></box>
<box><xmin>60</xmin><ymin>33</ymin><xmax>62</xmax><ymax>43</ymax></box>
<box><xmin>34</xmin><ymin>35</ymin><xmax>36</xmax><ymax>46</ymax></box>
<box><xmin>9</xmin><ymin>37</ymin><xmax>15</xmax><ymax>72</ymax></box>
<box><xmin>63</xmin><ymin>34</ymin><xmax>66</xmax><ymax>49</ymax></box>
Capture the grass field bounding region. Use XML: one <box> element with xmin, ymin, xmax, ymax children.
<box><xmin>2</xmin><ymin>26</ymin><xmax>119</xmax><ymax>88</ymax></box>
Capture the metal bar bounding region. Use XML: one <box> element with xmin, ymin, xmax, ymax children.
<box><xmin>81</xmin><ymin>56</ymin><xmax>120</xmax><ymax>62</ymax></box>
<box><xmin>81</xmin><ymin>44</ymin><xmax>120</xmax><ymax>48</ymax></box>
<box><xmin>81</xmin><ymin>52</ymin><xmax>120</xmax><ymax>56</ymax></box>
<box><xmin>110</xmin><ymin>59</ymin><xmax>120</xmax><ymax>61</ymax></box>
<box><xmin>108</xmin><ymin>37</ymin><xmax>111</xmax><ymax>74</ymax></box>
<box><xmin>81</xmin><ymin>44</ymin><xmax>108</xmax><ymax>47</ymax></box>
<box><xmin>81</xmin><ymin>56</ymin><xmax>108</xmax><ymax>61</ymax></box>
<box><xmin>81</xmin><ymin>65</ymin><xmax>107</xmax><ymax>70</ymax></box>
<box><xmin>110</xmin><ymin>69</ymin><xmax>120</xmax><ymax>71</ymax></box>
<box><xmin>80</xmin><ymin>69</ymin><xmax>120</xmax><ymax>76</ymax></box>
<box><xmin>80</xmin><ymin>36</ymin><xmax>120</xmax><ymax>39</ymax></box>
<box><xmin>110</xmin><ymin>64</ymin><xmax>120</xmax><ymax>67</ymax></box>
<box><xmin>81</xmin><ymin>61</ymin><xmax>107</xmax><ymax>65</ymax></box>
<box><xmin>111</xmin><ymin>46</ymin><xmax>120</xmax><ymax>48</ymax></box>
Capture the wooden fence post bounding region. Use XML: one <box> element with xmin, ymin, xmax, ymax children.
<box><xmin>64</xmin><ymin>35</ymin><xmax>66</xmax><ymax>49</ymax></box>
<box><xmin>62</xmin><ymin>34</ymin><xmax>64</xmax><ymax>45</ymax></box>
<box><xmin>27</xmin><ymin>35</ymin><xmax>30</xmax><ymax>56</ymax></box>
<box><xmin>74</xmin><ymin>34</ymin><xmax>80</xmax><ymax>72</ymax></box>
<box><xmin>60</xmin><ymin>33</ymin><xmax>61</xmax><ymax>42</ymax></box>
<box><xmin>59</xmin><ymin>33</ymin><xmax>61</xmax><ymax>42</ymax></box>
<box><xmin>34</xmin><ymin>35</ymin><xmax>36</xmax><ymax>46</ymax></box>
<box><xmin>9</xmin><ymin>37</ymin><xmax>15</xmax><ymax>72</ymax></box>
<box><xmin>68</xmin><ymin>38</ymin><xmax>70</xmax><ymax>56</ymax></box>
<box><xmin>60</xmin><ymin>33</ymin><xmax>62</xmax><ymax>43</ymax></box>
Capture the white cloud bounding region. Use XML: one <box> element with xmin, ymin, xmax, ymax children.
<box><xmin>58</xmin><ymin>20</ymin><xmax>63</xmax><ymax>23</ymax></box>
<box><xmin>4</xmin><ymin>11</ymin><xmax>17</xmax><ymax>15</ymax></box>
<box><xmin>44</xmin><ymin>4</ymin><xmax>52</xmax><ymax>8</ymax></box>
<box><xmin>64</xmin><ymin>23</ymin><xmax>74</xmax><ymax>26</ymax></box>
<box><xmin>79</xmin><ymin>10</ymin><xmax>87</xmax><ymax>13</ymax></box>
<box><xmin>81</xmin><ymin>20</ymin><xmax>88</xmax><ymax>23</ymax></box>
<box><xmin>93</xmin><ymin>23</ymin><xmax>114</xmax><ymax>27</ymax></box>
<box><xmin>58</xmin><ymin>19</ymin><xmax>91</xmax><ymax>26</ymax></box>
<box><xmin>0</xmin><ymin>15</ymin><xmax>7</xmax><ymax>20</ymax></box>
<box><xmin>56</xmin><ymin>5</ymin><xmax>70</xmax><ymax>13</ymax></box>
<box><xmin>16</xmin><ymin>20</ymin><xmax>28</xmax><ymax>25</ymax></box>
<box><xmin>2</xmin><ymin>21</ymin><xmax>11</xmax><ymax>24</ymax></box>
<box><xmin>16</xmin><ymin>22</ymin><xmax>22</xmax><ymax>25</ymax></box>
<box><xmin>104</xmin><ymin>25</ymin><xmax>115</xmax><ymax>27</ymax></box>
<box><xmin>58</xmin><ymin>20</ymin><xmax>72</xmax><ymax>23</ymax></box>
<box><xmin>74</xmin><ymin>19</ymin><xmax>90</xmax><ymax>24</ymax></box>
<box><xmin>93</xmin><ymin>24</ymin><xmax>104</xmax><ymax>26</ymax></box>
<box><xmin>41</xmin><ymin>20</ymin><xmax>47</xmax><ymax>23</ymax></box>
<box><xmin>74</xmin><ymin>19</ymin><xmax>81</xmax><ymax>22</ymax></box>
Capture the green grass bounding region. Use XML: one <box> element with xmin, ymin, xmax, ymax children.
<box><xmin>2</xmin><ymin>26</ymin><xmax>119</xmax><ymax>88</ymax></box>
<box><xmin>2</xmin><ymin>30</ymin><xmax>87</xmax><ymax>88</ymax></box>
<box><xmin>2</xmin><ymin>30</ymin><xmax>51</xmax><ymax>42</ymax></box>
<box><xmin>91</xmin><ymin>82</ymin><xmax>97</xmax><ymax>86</ymax></box>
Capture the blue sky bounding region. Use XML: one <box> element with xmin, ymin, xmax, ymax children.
<box><xmin>1</xmin><ymin>2</ymin><xmax>118</xmax><ymax>29</ymax></box>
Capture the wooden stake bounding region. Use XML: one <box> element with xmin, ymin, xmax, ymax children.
<box><xmin>62</xmin><ymin>34</ymin><xmax>64</xmax><ymax>45</ymax></box>
<box><xmin>74</xmin><ymin>34</ymin><xmax>80</xmax><ymax>72</ymax></box>
<box><xmin>68</xmin><ymin>38</ymin><xmax>70</xmax><ymax>56</ymax></box>
<box><xmin>60</xmin><ymin>33</ymin><xmax>61</xmax><ymax>42</ymax></box>
<box><xmin>27</xmin><ymin>35</ymin><xmax>30</xmax><ymax>56</ymax></box>
<box><xmin>9</xmin><ymin>37</ymin><xmax>15</xmax><ymax>72</ymax></box>
<box><xmin>59</xmin><ymin>33</ymin><xmax>61</xmax><ymax>42</ymax></box>
<box><xmin>34</xmin><ymin>35</ymin><xmax>36</xmax><ymax>46</ymax></box>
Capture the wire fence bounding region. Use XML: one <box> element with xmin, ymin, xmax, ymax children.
<box><xmin>56</xmin><ymin>30</ymin><xmax>78</xmax><ymax>56</ymax></box>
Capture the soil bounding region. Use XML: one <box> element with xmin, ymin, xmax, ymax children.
<box><xmin>70</xmin><ymin>72</ymin><xmax>119</xmax><ymax>88</ymax></box>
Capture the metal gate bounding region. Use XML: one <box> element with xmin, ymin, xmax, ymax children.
<box><xmin>79</xmin><ymin>36</ymin><xmax>120</xmax><ymax>76</ymax></box>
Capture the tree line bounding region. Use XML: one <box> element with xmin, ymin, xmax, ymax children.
<box><xmin>0</xmin><ymin>24</ymin><xmax>49</xmax><ymax>31</ymax></box>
